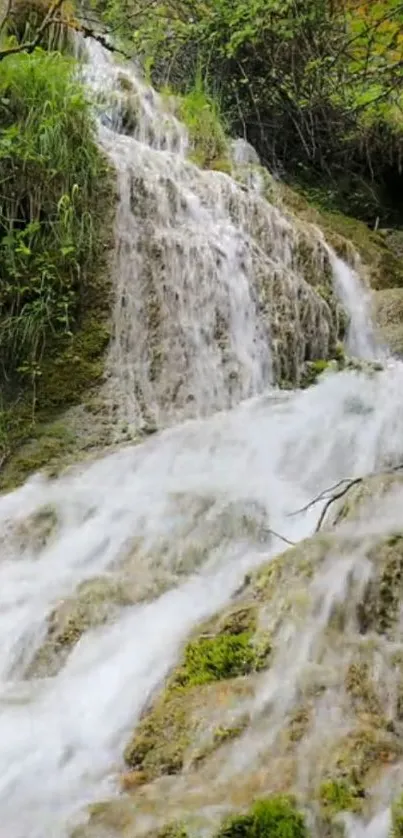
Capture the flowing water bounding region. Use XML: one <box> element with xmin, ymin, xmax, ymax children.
<box><xmin>0</xmin><ymin>41</ymin><xmax>402</xmax><ymax>838</ymax></box>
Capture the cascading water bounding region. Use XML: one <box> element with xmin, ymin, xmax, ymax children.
<box><xmin>0</xmin><ymin>39</ymin><xmax>402</xmax><ymax>838</ymax></box>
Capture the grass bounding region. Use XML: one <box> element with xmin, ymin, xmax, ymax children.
<box><xmin>0</xmin><ymin>44</ymin><xmax>114</xmax><ymax>488</ymax></box>
<box><xmin>216</xmin><ymin>797</ymin><xmax>308</xmax><ymax>838</ymax></box>
<box><xmin>161</xmin><ymin>75</ymin><xmax>230</xmax><ymax>170</ymax></box>
<box><xmin>0</xmin><ymin>49</ymin><xmax>110</xmax><ymax>389</ymax></box>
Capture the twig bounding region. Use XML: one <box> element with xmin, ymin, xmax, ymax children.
<box><xmin>288</xmin><ymin>477</ymin><xmax>355</xmax><ymax>517</ymax></box>
<box><xmin>314</xmin><ymin>477</ymin><xmax>362</xmax><ymax>532</ymax></box>
<box><xmin>77</xmin><ymin>23</ymin><xmax>132</xmax><ymax>60</ymax></box>
<box><xmin>290</xmin><ymin>462</ymin><xmax>403</xmax><ymax>534</ymax></box>
<box><xmin>262</xmin><ymin>527</ymin><xmax>295</xmax><ymax>547</ymax></box>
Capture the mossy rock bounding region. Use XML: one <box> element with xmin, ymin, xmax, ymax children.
<box><xmin>10</xmin><ymin>504</ymin><xmax>59</xmax><ymax>554</ymax></box>
<box><xmin>27</xmin><ymin>575</ymin><xmax>136</xmax><ymax>677</ymax></box>
<box><xmin>0</xmin><ymin>264</ymin><xmax>114</xmax><ymax>492</ymax></box>
<box><xmin>328</xmin><ymin>472</ymin><xmax>403</xmax><ymax>528</ymax></box>
<box><xmin>373</xmin><ymin>288</ymin><xmax>403</xmax><ymax>355</ymax></box>
<box><xmin>319</xmin><ymin>778</ymin><xmax>364</xmax><ymax>815</ymax></box>
<box><xmin>357</xmin><ymin>535</ymin><xmax>403</xmax><ymax>637</ymax></box>
<box><xmin>325</xmin><ymin>725</ymin><xmax>402</xmax><ymax>796</ymax></box>
<box><xmin>275</xmin><ymin>183</ymin><xmax>403</xmax><ymax>291</ymax></box>
<box><xmin>124</xmin><ymin>604</ymin><xmax>271</xmax><ymax>778</ymax></box>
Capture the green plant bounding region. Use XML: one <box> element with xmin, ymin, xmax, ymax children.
<box><xmin>177</xmin><ymin>77</ymin><xmax>229</xmax><ymax>168</ymax></box>
<box><xmin>106</xmin><ymin>0</ymin><xmax>403</xmax><ymax>227</ymax></box>
<box><xmin>0</xmin><ymin>49</ymin><xmax>109</xmax><ymax>401</ymax></box>
<box><xmin>216</xmin><ymin>797</ymin><xmax>308</xmax><ymax>838</ymax></box>
<box><xmin>319</xmin><ymin>779</ymin><xmax>363</xmax><ymax>816</ymax></box>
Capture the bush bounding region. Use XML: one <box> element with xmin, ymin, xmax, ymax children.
<box><xmin>175</xmin><ymin>79</ymin><xmax>229</xmax><ymax>169</ymax></box>
<box><xmin>216</xmin><ymin>797</ymin><xmax>308</xmax><ymax>838</ymax></box>
<box><xmin>0</xmin><ymin>49</ymin><xmax>109</xmax><ymax>392</ymax></box>
<box><xmin>104</xmin><ymin>0</ymin><xmax>403</xmax><ymax>226</ymax></box>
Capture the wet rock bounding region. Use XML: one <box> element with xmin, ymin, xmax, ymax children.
<box><xmin>374</xmin><ymin>287</ymin><xmax>403</xmax><ymax>356</ymax></box>
<box><xmin>27</xmin><ymin>576</ymin><xmax>136</xmax><ymax>677</ymax></box>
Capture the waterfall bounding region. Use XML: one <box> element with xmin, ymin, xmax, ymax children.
<box><xmin>82</xmin><ymin>41</ymin><xmax>354</xmax><ymax>433</ymax></box>
<box><xmin>0</xmin><ymin>39</ymin><xmax>402</xmax><ymax>838</ymax></box>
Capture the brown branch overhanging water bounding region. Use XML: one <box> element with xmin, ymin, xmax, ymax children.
<box><xmin>289</xmin><ymin>463</ymin><xmax>403</xmax><ymax>532</ymax></box>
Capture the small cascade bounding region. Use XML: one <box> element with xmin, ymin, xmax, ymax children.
<box><xmin>82</xmin><ymin>41</ymin><xmax>358</xmax><ymax>433</ymax></box>
<box><xmin>330</xmin><ymin>252</ymin><xmax>380</xmax><ymax>360</ymax></box>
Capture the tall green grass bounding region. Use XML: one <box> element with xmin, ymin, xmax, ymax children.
<box><xmin>0</xmin><ymin>49</ymin><xmax>109</xmax><ymax>390</ymax></box>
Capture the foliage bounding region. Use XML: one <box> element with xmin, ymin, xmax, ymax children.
<box><xmin>101</xmin><ymin>0</ymin><xmax>403</xmax><ymax>225</ymax></box>
<box><xmin>216</xmin><ymin>797</ymin><xmax>308</xmax><ymax>838</ymax></box>
<box><xmin>2</xmin><ymin>0</ymin><xmax>74</xmax><ymax>51</ymax></box>
<box><xmin>0</xmin><ymin>48</ymin><xmax>109</xmax><ymax>397</ymax></box>
<box><xmin>172</xmin><ymin>77</ymin><xmax>229</xmax><ymax>169</ymax></box>
<box><xmin>318</xmin><ymin>779</ymin><xmax>363</xmax><ymax>816</ymax></box>
<box><xmin>173</xmin><ymin>632</ymin><xmax>261</xmax><ymax>687</ymax></box>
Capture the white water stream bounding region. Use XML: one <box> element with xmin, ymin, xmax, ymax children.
<box><xmin>0</xmin><ymin>41</ymin><xmax>402</xmax><ymax>838</ymax></box>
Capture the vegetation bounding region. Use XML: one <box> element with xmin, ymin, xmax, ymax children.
<box><xmin>124</xmin><ymin>606</ymin><xmax>270</xmax><ymax>777</ymax></box>
<box><xmin>0</xmin><ymin>50</ymin><xmax>107</xmax><ymax>383</ymax></box>
<box><xmin>318</xmin><ymin>779</ymin><xmax>363</xmax><ymax>816</ymax></box>
<box><xmin>172</xmin><ymin>632</ymin><xmax>266</xmax><ymax>688</ymax></box>
<box><xmin>392</xmin><ymin>793</ymin><xmax>403</xmax><ymax>838</ymax></box>
<box><xmin>95</xmin><ymin>0</ymin><xmax>403</xmax><ymax>227</ymax></box>
<box><xmin>174</xmin><ymin>79</ymin><xmax>230</xmax><ymax>170</ymax></box>
<box><xmin>216</xmin><ymin>797</ymin><xmax>308</xmax><ymax>838</ymax></box>
<box><xmin>0</xmin><ymin>4</ymin><xmax>113</xmax><ymax>485</ymax></box>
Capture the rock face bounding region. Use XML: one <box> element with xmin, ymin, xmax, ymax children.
<box><xmin>374</xmin><ymin>288</ymin><xmax>403</xmax><ymax>356</ymax></box>
<box><xmin>72</xmin><ymin>473</ymin><xmax>403</xmax><ymax>838</ymax></box>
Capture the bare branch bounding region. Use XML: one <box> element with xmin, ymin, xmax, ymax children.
<box><xmin>290</xmin><ymin>463</ymin><xmax>403</xmax><ymax>534</ymax></box>
<box><xmin>0</xmin><ymin>0</ymin><xmax>67</xmax><ymax>61</ymax></box>
<box><xmin>314</xmin><ymin>477</ymin><xmax>362</xmax><ymax>532</ymax></box>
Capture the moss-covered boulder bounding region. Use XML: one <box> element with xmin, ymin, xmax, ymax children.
<box><xmin>123</xmin><ymin>604</ymin><xmax>271</xmax><ymax>780</ymax></box>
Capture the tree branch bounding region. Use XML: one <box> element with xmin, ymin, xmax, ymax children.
<box><xmin>290</xmin><ymin>463</ymin><xmax>403</xmax><ymax>533</ymax></box>
<box><xmin>0</xmin><ymin>0</ymin><xmax>66</xmax><ymax>61</ymax></box>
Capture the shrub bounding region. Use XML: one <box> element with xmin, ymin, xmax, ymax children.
<box><xmin>0</xmin><ymin>49</ymin><xmax>110</xmax><ymax>394</ymax></box>
<box><xmin>216</xmin><ymin>797</ymin><xmax>308</xmax><ymax>838</ymax></box>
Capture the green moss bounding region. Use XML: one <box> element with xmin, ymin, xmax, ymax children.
<box><xmin>345</xmin><ymin>661</ymin><xmax>383</xmax><ymax>719</ymax></box>
<box><xmin>173</xmin><ymin>632</ymin><xmax>262</xmax><ymax>688</ymax></box>
<box><xmin>357</xmin><ymin>535</ymin><xmax>403</xmax><ymax>636</ymax></box>
<box><xmin>216</xmin><ymin>797</ymin><xmax>308</xmax><ymax>838</ymax></box>
<box><xmin>318</xmin><ymin>779</ymin><xmax>364</xmax><ymax>816</ymax></box>
<box><xmin>391</xmin><ymin>794</ymin><xmax>403</xmax><ymax>838</ymax></box>
<box><xmin>124</xmin><ymin>605</ymin><xmax>270</xmax><ymax>777</ymax></box>
<box><xmin>123</xmin><ymin>688</ymin><xmax>190</xmax><ymax>776</ymax></box>
<box><xmin>300</xmin><ymin>359</ymin><xmax>333</xmax><ymax>389</ymax></box>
